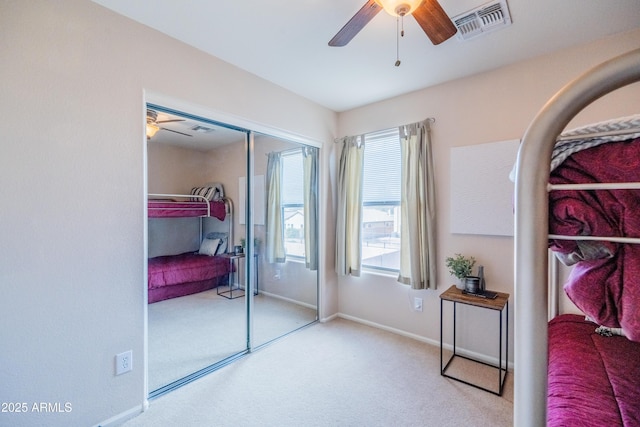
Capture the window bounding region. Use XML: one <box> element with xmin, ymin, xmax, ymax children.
<box><xmin>362</xmin><ymin>128</ymin><xmax>401</xmax><ymax>271</ymax></box>
<box><xmin>281</xmin><ymin>150</ymin><xmax>305</xmax><ymax>258</ymax></box>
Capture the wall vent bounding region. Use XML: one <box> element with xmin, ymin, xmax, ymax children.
<box><xmin>452</xmin><ymin>0</ymin><xmax>512</xmax><ymax>41</ymax></box>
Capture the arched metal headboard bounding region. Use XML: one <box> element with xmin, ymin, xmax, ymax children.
<box><xmin>514</xmin><ymin>48</ymin><xmax>640</xmax><ymax>426</ymax></box>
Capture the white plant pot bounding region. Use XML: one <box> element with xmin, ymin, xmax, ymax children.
<box><xmin>455</xmin><ymin>277</ymin><xmax>465</xmax><ymax>290</ymax></box>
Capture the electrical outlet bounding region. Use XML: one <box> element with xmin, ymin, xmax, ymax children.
<box><xmin>115</xmin><ymin>350</ymin><xmax>132</xmax><ymax>375</ymax></box>
<box><xmin>274</xmin><ymin>269</ymin><xmax>281</xmax><ymax>280</ymax></box>
<box><xmin>414</xmin><ymin>297</ymin><xmax>423</xmax><ymax>312</ymax></box>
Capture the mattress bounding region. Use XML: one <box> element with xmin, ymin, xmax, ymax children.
<box><xmin>148</xmin><ymin>199</ymin><xmax>226</xmax><ymax>220</ymax></box>
<box><xmin>548</xmin><ymin>314</ymin><xmax>640</xmax><ymax>426</ymax></box>
<box><xmin>148</xmin><ymin>252</ymin><xmax>231</xmax><ymax>290</ymax></box>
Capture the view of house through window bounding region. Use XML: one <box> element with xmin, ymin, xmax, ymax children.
<box><xmin>284</xmin><ymin>130</ymin><xmax>401</xmax><ymax>270</ymax></box>
<box><xmin>362</xmin><ymin>128</ymin><xmax>401</xmax><ymax>272</ymax></box>
<box><xmin>282</xmin><ymin>150</ymin><xmax>305</xmax><ymax>258</ymax></box>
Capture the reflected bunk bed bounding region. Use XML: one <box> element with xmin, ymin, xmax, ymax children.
<box><xmin>147</xmin><ymin>188</ymin><xmax>234</xmax><ymax>304</ymax></box>
<box><xmin>514</xmin><ymin>48</ymin><xmax>640</xmax><ymax>426</ymax></box>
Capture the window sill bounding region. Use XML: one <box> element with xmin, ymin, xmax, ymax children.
<box><xmin>361</xmin><ymin>267</ymin><xmax>399</xmax><ymax>279</ymax></box>
<box><xmin>284</xmin><ymin>255</ymin><xmax>305</xmax><ymax>264</ymax></box>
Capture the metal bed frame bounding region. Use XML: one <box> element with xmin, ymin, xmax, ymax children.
<box><xmin>148</xmin><ymin>193</ymin><xmax>234</xmax><ymax>252</ymax></box>
<box><xmin>513</xmin><ymin>48</ymin><xmax>640</xmax><ymax>426</ymax></box>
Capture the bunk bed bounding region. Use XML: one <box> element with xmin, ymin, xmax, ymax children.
<box><xmin>514</xmin><ymin>48</ymin><xmax>640</xmax><ymax>426</ymax></box>
<box><xmin>147</xmin><ymin>189</ymin><xmax>234</xmax><ymax>304</ymax></box>
<box><xmin>148</xmin><ymin>197</ymin><xmax>226</xmax><ymax>219</ymax></box>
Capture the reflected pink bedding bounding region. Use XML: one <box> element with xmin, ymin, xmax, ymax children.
<box><xmin>148</xmin><ymin>253</ymin><xmax>230</xmax><ymax>288</ymax></box>
<box><xmin>148</xmin><ymin>199</ymin><xmax>226</xmax><ymax>220</ymax></box>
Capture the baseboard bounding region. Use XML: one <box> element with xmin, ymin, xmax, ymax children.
<box><xmin>320</xmin><ymin>312</ymin><xmax>339</xmax><ymax>323</ymax></box>
<box><xmin>336</xmin><ymin>313</ymin><xmax>514</xmax><ymax>370</ymax></box>
<box><xmin>336</xmin><ymin>313</ymin><xmax>439</xmax><ymax>346</ymax></box>
<box><xmin>95</xmin><ymin>400</ymin><xmax>148</xmax><ymax>427</ymax></box>
<box><xmin>258</xmin><ymin>290</ymin><xmax>317</xmax><ymax>310</ymax></box>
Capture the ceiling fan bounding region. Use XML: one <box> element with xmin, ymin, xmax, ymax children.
<box><xmin>146</xmin><ymin>109</ymin><xmax>192</xmax><ymax>139</ymax></box>
<box><xmin>328</xmin><ymin>0</ymin><xmax>457</xmax><ymax>47</ymax></box>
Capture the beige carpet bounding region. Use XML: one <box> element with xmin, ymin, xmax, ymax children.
<box><xmin>148</xmin><ymin>290</ymin><xmax>317</xmax><ymax>391</ymax></box>
<box><xmin>128</xmin><ymin>318</ymin><xmax>513</xmax><ymax>426</ymax></box>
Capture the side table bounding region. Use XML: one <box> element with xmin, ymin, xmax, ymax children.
<box><xmin>439</xmin><ymin>285</ymin><xmax>509</xmax><ymax>395</ymax></box>
<box><xmin>217</xmin><ymin>253</ymin><xmax>259</xmax><ymax>299</ymax></box>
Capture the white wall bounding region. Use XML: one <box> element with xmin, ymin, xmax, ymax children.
<box><xmin>147</xmin><ymin>143</ymin><xmax>213</xmax><ymax>195</ymax></box>
<box><xmin>335</xmin><ymin>29</ymin><xmax>640</xmax><ymax>361</ymax></box>
<box><xmin>0</xmin><ymin>1</ymin><xmax>336</xmax><ymax>426</ymax></box>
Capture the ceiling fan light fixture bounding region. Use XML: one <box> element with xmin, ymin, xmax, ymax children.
<box><xmin>329</xmin><ymin>0</ymin><xmax>456</xmax><ymax>48</ymax></box>
<box><xmin>146</xmin><ymin>122</ymin><xmax>159</xmax><ymax>139</ymax></box>
<box><xmin>375</xmin><ymin>0</ymin><xmax>423</xmax><ymax>17</ymax></box>
<box><xmin>146</xmin><ymin>109</ymin><xmax>160</xmax><ymax>139</ymax></box>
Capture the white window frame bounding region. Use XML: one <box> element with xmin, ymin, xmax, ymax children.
<box><xmin>361</xmin><ymin>128</ymin><xmax>401</xmax><ymax>273</ymax></box>
<box><xmin>281</xmin><ymin>149</ymin><xmax>305</xmax><ymax>260</ymax></box>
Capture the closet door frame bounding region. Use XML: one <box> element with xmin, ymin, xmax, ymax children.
<box><xmin>143</xmin><ymin>92</ymin><xmax>323</xmax><ymax>399</ymax></box>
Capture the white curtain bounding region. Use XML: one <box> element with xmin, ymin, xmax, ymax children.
<box><xmin>397</xmin><ymin>120</ymin><xmax>437</xmax><ymax>289</ymax></box>
<box><xmin>335</xmin><ymin>136</ymin><xmax>364</xmax><ymax>276</ymax></box>
<box><xmin>303</xmin><ymin>147</ymin><xmax>318</xmax><ymax>271</ymax></box>
<box><xmin>266</xmin><ymin>152</ymin><xmax>286</xmax><ymax>263</ymax></box>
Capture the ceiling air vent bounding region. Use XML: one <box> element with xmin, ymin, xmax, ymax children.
<box><xmin>190</xmin><ymin>125</ymin><xmax>216</xmax><ymax>133</ymax></box>
<box><xmin>452</xmin><ymin>0</ymin><xmax>512</xmax><ymax>41</ymax></box>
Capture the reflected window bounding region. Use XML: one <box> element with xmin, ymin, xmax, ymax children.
<box><xmin>281</xmin><ymin>150</ymin><xmax>305</xmax><ymax>258</ymax></box>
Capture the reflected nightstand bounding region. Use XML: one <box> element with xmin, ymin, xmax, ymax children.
<box><xmin>216</xmin><ymin>252</ymin><xmax>259</xmax><ymax>299</ymax></box>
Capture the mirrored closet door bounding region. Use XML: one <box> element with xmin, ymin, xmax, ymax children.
<box><xmin>146</xmin><ymin>105</ymin><xmax>318</xmax><ymax>396</ymax></box>
<box><xmin>146</xmin><ymin>106</ymin><xmax>250</xmax><ymax>395</ymax></box>
<box><xmin>248</xmin><ymin>133</ymin><xmax>319</xmax><ymax>349</ymax></box>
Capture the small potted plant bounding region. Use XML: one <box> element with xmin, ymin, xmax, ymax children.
<box><xmin>240</xmin><ymin>238</ymin><xmax>261</xmax><ymax>253</ymax></box>
<box><xmin>445</xmin><ymin>253</ymin><xmax>476</xmax><ymax>289</ymax></box>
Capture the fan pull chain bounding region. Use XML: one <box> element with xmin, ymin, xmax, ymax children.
<box><xmin>395</xmin><ymin>16</ymin><xmax>402</xmax><ymax>67</ymax></box>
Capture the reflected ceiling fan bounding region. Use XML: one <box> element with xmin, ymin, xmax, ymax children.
<box><xmin>329</xmin><ymin>0</ymin><xmax>457</xmax><ymax>63</ymax></box>
<box><xmin>146</xmin><ymin>109</ymin><xmax>192</xmax><ymax>139</ymax></box>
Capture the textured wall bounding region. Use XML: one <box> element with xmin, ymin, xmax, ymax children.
<box><xmin>0</xmin><ymin>1</ymin><xmax>335</xmax><ymax>425</ymax></box>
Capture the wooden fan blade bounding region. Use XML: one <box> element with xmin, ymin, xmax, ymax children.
<box><xmin>412</xmin><ymin>0</ymin><xmax>457</xmax><ymax>45</ymax></box>
<box><xmin>157</xmin><ymin>119</ymin><xmax>185</xmax><ymax>124</ymax></box>
<box><xmin>160</xmin><ymin>127</ymin><xmax>192</xmax><ymax>137</ymax></box>
<box><xmin>328</xmin><ymin>0</ymin><xmax>382</xmax><ymax>47</ymax></box>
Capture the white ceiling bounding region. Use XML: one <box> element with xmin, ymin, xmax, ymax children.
<box><xmin>147</xmin><ymin>109</ymin><xmax>247</xmax><ymax>150</ymax></box>
<box><xmin>95</xmin><ymin>0</ymin><xmax>640</xmax><ymax>112</ymax></box>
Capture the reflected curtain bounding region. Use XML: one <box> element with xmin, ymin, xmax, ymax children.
<box><xmin>335</xmin><ymin>136</ymin><xmax>364</xmax><ymax>277</ymax></box>
<box><xmin>397</xmin><ymin>120</ymin><xmax>437</xmax><ymax>289</ymax></box>
<box><xmin>303</xmin><ymin>147</ymin><xmax>318</xmax><ymax>271</ymax></box>
<box><xmin>266</xmin><ymin>152</ymin><xmax>286</xmax><ymax>263</ymax></box>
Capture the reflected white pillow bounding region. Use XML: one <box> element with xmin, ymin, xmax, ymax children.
<box><xmin>199</xmin><ymin>238</ymin><xmax>220</xmax><ymax>256</ymax></box>
<box><xmin>206</xmin><ymin>232</ymin><xmax>228</xmax><ymax>254</ymax></box>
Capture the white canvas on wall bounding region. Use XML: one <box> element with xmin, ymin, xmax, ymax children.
<box><xmin>238</xmin><ymin>174</ymin><xmax>265</xmax><ymax>225</ymax></box>
<box><xmin>450</xmin><ymin>139</ymin><xmax>520</xmax><ymax>236</ymax></box>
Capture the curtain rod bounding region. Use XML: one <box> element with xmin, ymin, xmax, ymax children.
<box><xmin>334</xmin><ymin>117</ymin><xmax>435</xmax><ymax>143</ymax></box>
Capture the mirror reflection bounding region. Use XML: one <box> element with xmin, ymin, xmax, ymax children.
<box><xmin>251</xmin><ymin>133</ymin><xmax>319</xmax><ymax>349</ymax></box>
<box><xmin>146</xmin><ymin>106</ymin><xmax>318</xmax><ymax>395</ymax></box>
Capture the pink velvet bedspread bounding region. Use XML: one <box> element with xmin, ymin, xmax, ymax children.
<box><xmin>549</xmin><ymin>138</ymin><xmax>640</xmax><ymax>342</ymax></box>
<box><xmin>148</xmin><ymin>252</ymin><xmax>231</xmax><ymax>303</ymax></box>
<box><xmin>148</xmin><ymin>199</ymin><xmax>226</xmax><ymax>220</ymax></box>
<box><xmin>548</xmin><ymin>314</ymin><xmax>640</xmax><ymax>426</ymax></box>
